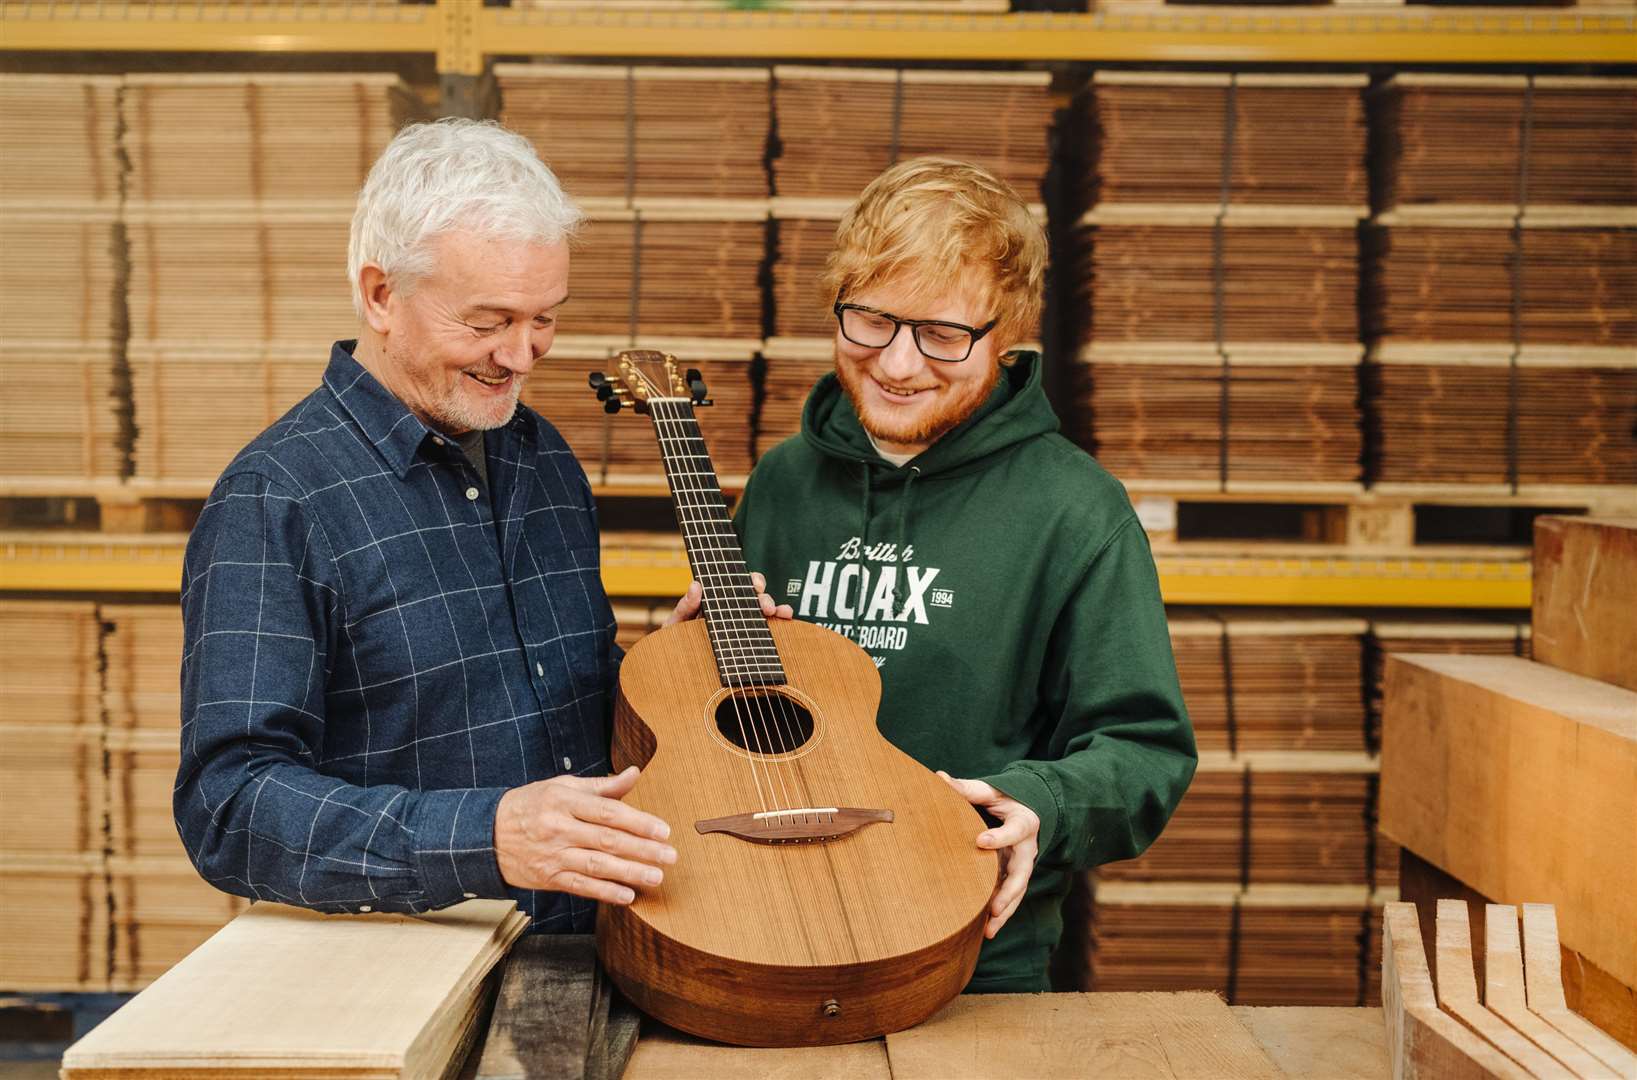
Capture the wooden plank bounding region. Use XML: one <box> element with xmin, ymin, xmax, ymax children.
<box><xmin>61</xmin><ymin>900</ymin><xmax>528</xmax><ymax>1079</ymax></box>
<box><xmin>1532</xmin><ymin>517</ymin><xmax>1637</xmax><ymax>694</ymax></box>
<box><xmin>885</xmin><ymin>992</ymin><xmax>1284</xmax><ymax>1079</ymax></box>
<box><xmin>474</xmin><ymin>935</ymin><xmax>597</xmax><ymax>1080</ymax></box>
<box><xmin>1431</xmin><ymin>900</ymin><xmax>1567</xmax><ymax>1077</ymax></box>
<box><xmin>1380</xmin><ymin>654</ymin><xmax>1637</xmax><ymax>992</ymax></box>
<box><xmin>1522</xmin><ymin>905</ymin><xmax>1637</xmax><ymax>1075</ymax></box>
<box><xmin>1381</xmin><ymin>903</ymin><xmax>1531</xmax><ymax>1080</ymax></box>
<box><xmin>1483</xmin><ymin>904</ymin><xmax>1614</xmax><ymax>1079</ymax></box>
<box><xmin>622</xmin><ymin>1025</ymin><xmax>891</xmax><ymax>1079</ymax></box>
<box><xmin>1229</xmin><ymin>1006</ymin><xmax>1390</xmax><ymax>1079</ymax></box>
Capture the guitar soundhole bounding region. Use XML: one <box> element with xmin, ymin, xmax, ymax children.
<box><xmin>714</xmin><ymin>690</ymin><xmax>815</xmax><ymax>757</ymax></box>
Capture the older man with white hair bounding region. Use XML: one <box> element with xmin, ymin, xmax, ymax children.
<box><xmin>175</xmin><ymin>119</ymin><xmax>784</xmax><ymax>931</ymax></box>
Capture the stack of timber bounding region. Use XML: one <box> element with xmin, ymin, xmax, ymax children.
<box><xmin>1068</xmin><ymin>74</ymin><xmax>1368</xmax><ymax>489</ymax></box>
<box><xmin>771</xmin><ymin>67</ymin><xmax>1052</xmax><ymax>203</ymax></box>
<box><xmin>613</xmin><ymin>600</ymin><xmax>671</xmax><ymax>650</ymax></box>
<box><xmin>1381</xmin><ymin>900</ymin><xmax>1637</xmax><ymax>1079</ymax></box>
<box><xmin>0</xmin><ymin>599</ymin><xmax>109</xmax><ymax>990</ymax></box>
<box><xmin>1364</xmin><ymin>616</ymin><xmax>1530</xmax><ymax>890</ymax></box>
<box><xmin>512</xmin><ymin>0</ymin><xmax>1009</xmax><ymax>10</ymax></box>
<box><xmin>0</xmin><ymin>74</ymin><xmax>124</xmax><ymax>491</ymax></box>
<box><xmin>62</xmin><ymin>899</ymin><xmax>529</xmax><ymax>1079</ymax></box>
<box><xmin>1086</xmin><ymin>881</ymin><xmax>1376</xmax><ymax>1007</ymax></box>
<box><xmin>1365</xmin><ymin>75</ymin><xmax>1637</xmax><ymax>491</ymax></box>
<box><xmin>100</xmin><ymin>602</ymin><xmax>248</xmax><ymax>990</ymax></box>
<box><xmin>1381</xmin><ymin>518</ymin><xmax>1637</xmax><ymax>1049</ymax></box>
<box><xmin>495</xmin><ymin>64</ymin><xmax>769</xmax><ymax>207</ymax></box>
<box><xmin>122</xmin><ymin>73</ymin><xmax>414</xmax><ymax>491</ymax></box>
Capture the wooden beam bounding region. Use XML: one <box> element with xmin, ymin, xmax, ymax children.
<box><xmin>1532</xmin><ymin>517</ymin><xmax>1637</xmax><ymax>694</ymax></box>
<box><xmin>1483</xmin><ymin>904</ymin><xmax>1612</xmax><ymax>1079</ymax></box>
<box><xmin>1380</xmin><ymin>655</ymin><xmax>1637</xmax><ymax>991</ymax></box>
<box><xmin>1521</xmin><ymin>905</ymin><xmax>1637</xmax><ymax>1077</ymax></box>
<box><xmin>1382</xmin><ymin>903</ymin><xmax>1531</xmax><ymax>1080</ymax></box>
<box><xmin>1432</xmin><ymin>900</ymin><xmax>1566</xmax><ymax>1077</ymax></box>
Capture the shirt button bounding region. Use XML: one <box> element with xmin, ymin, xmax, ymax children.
<box><xmin>465</xmin><ymin>486</ymin><xmax>479</xmax><ymax>501</ymax></box>
<box><xmin>535</xmin><ymin>662</ymin><xmax>544</xmax><ymax>677</ymax></box>
<box><xmin>432</xmin><ymin>436</ymin><xmax>445</xmax><ymax>447</ymax></box>
<box><xmin>462</xmin><ymin>892</ymin><xmax>477</xmax><ymax>900</ymax></box>
<box><xmin>359</xmin><ymin>904</ymin><xmax>372</xmax><ymax>913</ymax></box>
<box><xmin>563</xmin><ymin>756</ymin><xmax>573</xmax><ymax>770</ymax></box>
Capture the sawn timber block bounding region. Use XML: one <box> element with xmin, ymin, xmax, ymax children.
<box><xmin>1531</xmin><ymin>516</ymin><xmax>1637</xmax><ymax>694</ymax></box>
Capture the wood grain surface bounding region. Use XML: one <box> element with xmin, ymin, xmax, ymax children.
<box><xmin>1483</xmin><ymin>904</ymin><xmax>1613</xmax><ymax>1079</ymax></box>
<box><xmin>1532</xmin><ymin>516</ymin><xmax>1637</xmax><ymax>693</ymax></box>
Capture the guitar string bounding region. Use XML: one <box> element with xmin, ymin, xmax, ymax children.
<box><xmin>649</xmin><ymin>395</ymin><xmax>804</xmax><ymax>816</ymax></box>
<box><xmin>648</xmin><ymin>394</ymin><xmax>816</xmax><ymax>816</ymax></box>
<box><xmin>635</xmin><ymin>375</ymin><xmax>809</xmax><ymax>815</ymax></box>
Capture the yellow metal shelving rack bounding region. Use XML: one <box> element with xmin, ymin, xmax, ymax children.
<box><xmin>2</xmin><ymin>2</ymin><xmax>1633</xmax><ymax>68</ymax></box>
<box><xmin>0</xmin><ymin>532</ymin><xmax>1533</xmax><ymax>607</ymax></box>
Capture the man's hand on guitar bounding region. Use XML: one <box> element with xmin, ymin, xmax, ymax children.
<box><xmin>937</xmin><ymin>772</ymin><xmax>1040</xmax><ymax>939</ymax></box>
<box><xmin>664</xmin><ymin>572</ymin><xmax>795</xmax><ymax>626</ymax></box>
<box><xmin>494</xmin><ymin>765</ymin><xmax>677</xmax><ymax>905</ymax></box>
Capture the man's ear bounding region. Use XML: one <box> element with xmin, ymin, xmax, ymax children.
<box><xmin>358</xmin><ymin>264</ymin><xmax>395</xmax><ymax>334</ymax></box>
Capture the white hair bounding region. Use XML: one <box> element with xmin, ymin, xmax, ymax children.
<box><xmin>348</xmin><ymin>118</ymin><xmax>583</xmax><ymax>315</ymax></box>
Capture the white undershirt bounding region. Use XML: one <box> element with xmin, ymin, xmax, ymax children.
<box><xmin>866</xmin><ymin>432</ymin><xmax>918</xmax><ymax>468</ymax></box>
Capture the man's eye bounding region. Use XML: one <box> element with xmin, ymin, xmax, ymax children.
<box><xmin>534</xmin><ymin>316</ymin><xmax>556</xmax><ymax>329</ymax></box>
<box><xmin>923</xmin><ymin>327</ymin><xmax>965</xmax><ymax>344</ymax></box>
<box><xmin>468</xmin><ymin>321</ymin><xmax>505</xmax><ymax>335</ymax></box>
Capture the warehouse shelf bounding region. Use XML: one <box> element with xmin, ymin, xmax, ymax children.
<box><xmin>0</xmin><ymin>532</ymin><xmax>1531</xmax><ymax>606</ymax></box>
<box><xmin>2</xmin><ymin>2</ymin><xmax>1632</xmax><ymax>68</ymax></box>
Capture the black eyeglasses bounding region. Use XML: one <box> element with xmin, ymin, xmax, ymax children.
<box><xmin>833</xmin><ymin>300</ymin><xmax>998</xmax><ymax>363</ymax></box>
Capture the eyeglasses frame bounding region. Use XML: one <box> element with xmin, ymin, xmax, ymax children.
<box><xmin>832</xmin><ymin>300</ymin><xmax>999</xmax><ymax>364</ymax></box>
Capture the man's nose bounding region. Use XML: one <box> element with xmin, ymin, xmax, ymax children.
<box><xmin>876</xmin><ymin>328</ymin><xmax>926</xmax><ymax>382</ymax></box>
<box><xmin>494</xmin><ymin>322</ymin><xmax>536</xmax><ymax>372</ymax></box>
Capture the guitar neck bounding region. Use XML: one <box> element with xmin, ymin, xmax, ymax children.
<box><xmin>647</xmin><ymin>397</ymin><xmax>786</xmax><ymax>688</ymax></box>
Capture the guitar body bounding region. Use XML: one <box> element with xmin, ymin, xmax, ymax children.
<box><xmin>597</xmin><ymin>616</ymin><xmax>999</xmax><ymax>1047</ymax></box>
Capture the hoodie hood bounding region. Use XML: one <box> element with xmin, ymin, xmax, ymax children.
<box><xmin>799</xmin><ymin>350</ymin><xmax>1058</xmax><ymax>482</ymax></box>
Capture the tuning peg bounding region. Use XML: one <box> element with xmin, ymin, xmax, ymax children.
<box><xmin>603</xmin><ymin>397</ymin><xmax>623</xmax><ymax>414</ymax></box>
<box><xmin>588</xmin><ymin>371</ymin><xmax>607</xmax><ymax>389</ymax></box>
<box><xmin>595</xmin><ymin>382</ymin><xmax>614</xmax><ymax>402</ymax></box>
<box><xmin>685</xmin><ymin>368</ymin><xmax>702</xmax><ymax>385</ymax></box>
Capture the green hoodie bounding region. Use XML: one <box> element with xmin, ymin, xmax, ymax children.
<box><xmin>732</xmin><ymin>352</ymin><xmax>1197</xmax><ymax>992</ymax></box>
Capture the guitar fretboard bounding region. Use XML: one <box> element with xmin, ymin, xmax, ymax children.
<box><xmin>649</xmin><ymin>397</ymin><xmax>787</xmax><ymax>688</ymax></box>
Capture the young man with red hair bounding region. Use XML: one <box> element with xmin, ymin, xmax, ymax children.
<box><xmin>734</xmin><ymin>158</ymin><xmax>1197</xmax><ymax>992</ymax></box>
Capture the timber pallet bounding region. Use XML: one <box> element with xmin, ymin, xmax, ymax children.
<box><xmin>1131</xmin><ymin>482</ymin><xmax>1637</xmax><ymax>551</ymax></box>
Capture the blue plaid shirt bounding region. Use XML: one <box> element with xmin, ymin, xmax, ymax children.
<box><xmin>176</xmin><ymin>341</ymin><xmax>619</xmax><ymax>933</ymax></box>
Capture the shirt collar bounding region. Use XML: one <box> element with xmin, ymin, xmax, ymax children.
<box><xmin>322</xmin><ymin>341</ymin><xmax>437</xmax><ymax>480</ymax></box>
<box><xmin>322</xmin><ymin>340</ymin><xmax>535</xmax><ymax>480</ymax></box>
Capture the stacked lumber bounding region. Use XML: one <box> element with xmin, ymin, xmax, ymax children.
<box><xmin>1075</xmin><ymin>73</ymin><xmax>1369</xmax><ymax>212</ymax></box>
<box><xmin>513</xmin><ymin>0</ymin><xmax>1008</xmax><ymax>10</ymax></box>
<box><xmin>1085</xmin><ymin>882</ymin><xmax>1238</xmax><ymax>994</ymax></box>
<box><xmin>495</xmin><ymin>64</ymin><xmax>770</xmax><ymax>206</ymax></box>
<box><xmin>1237</xmin><ymin>886</ymin><xmax>1368</xmax><ymax>1006</ymax></box>
<box><xmin>1165</xmin><ymin>615</ymin><xmax>1367</xmax><ymax>753</ymax></box>
<box><xmin>0</xmin><ymin>600</ymin><xmax>109</xmax><ymax>989</ymax></box>
<box><xmin>63</xmin><ymin>899</ymin><xmax>529</xmax><ymax>1079</ymax></box>
<box><xmin>121</xmin><ymin>74</ymin><xmax>412</xmax><ymax>490</ymax></box>
<box><xmin>0</xmin><ymin>75</ymin><xmax>124</xmax><ymax>488</ymax></box>
<box><xmin>523</xmin><ymin>344</ymin><xmax>756</xmax><ymax>486</ymax></box>
<box><xmin>1381</xmin><ymin>901</ymin><xmax>1637</xmax><ymax>1079</ymax></box>
<box><xmin>102</xmin><ymin>602</ymin><xmax>186</xmax><ymax>731</ymax></box>
<box><xmin>1366</xmin><ymin>75</ymin><xmax>1637</xmax><ymax>491</ymax></box>
<box><xmin>770</xmin><ymin>211</ymin><xmax>843</xmax><ymax>342</ymax></box>
<box><xmin>1372</xmin><ymin>76</ymin><xmax>1637</xmax><ymax>213</ymax></box>
<box><xmin>613</xmin><ymin>600</ymin><xmax>671</xmax><ymax>651</ymax></box>
<box><xmin>772</xmin><ymin>67</ymin><xmax>1053</xmax><ymax>202</ymax></box>
<box><xmin>758</xmin><ymin>337</ymin><xmax>832</xmax><ymax>460</ymax></box>
<box><xmin>1067</xmin><ymin>73</ymin><xmax>1366</xmax><ymax>489</ymax></box>
<box><xmin>109</xmin><ymin>857</ymin><xmax>249</xmax><ymax>991</ymax></box>
<box><xmin>1245</xmin><ymin>756</ymin><xmax>1374</xmax><ymax>886</ymax></box>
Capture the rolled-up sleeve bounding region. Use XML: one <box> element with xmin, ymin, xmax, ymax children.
<box><xmin>175</xmin><ymin>471</ymin><xmax>509</xmax><ymax>912</ymax></box>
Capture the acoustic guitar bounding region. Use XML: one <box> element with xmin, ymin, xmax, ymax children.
<box><xmin>588</xmin><ymin>350</ymin><xmax>998</xmax><ymax>1047</ymax></box>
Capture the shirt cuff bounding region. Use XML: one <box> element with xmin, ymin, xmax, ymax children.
<box><xmin>406</xmin><ymin>786</ymin><xmax>510</xmax><ymax>907</ymax></box>
<box><xmin>977</xmin><ymin>765</ymin><xmax>1061</xmax><ymax>861</ymax></box>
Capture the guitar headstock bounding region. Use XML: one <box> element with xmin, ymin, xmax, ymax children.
<box><xmin>588</xmin><ymin>350</ymin><xmax>711</xmax><ymax>415</ymax></box>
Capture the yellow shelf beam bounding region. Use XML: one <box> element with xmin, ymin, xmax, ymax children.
<box><xmin>2</xmin><ymin>534</ymin><xmax>1530</xmax><ymax>607</ymax></box>
<box><xmin>478</xmin><ymin>8</ymin><xmax>1637</xmax><ymax>66</ymax></box>
<box><xmin>2</xmin><ymin>3</ymin><xmax>1630</xmax><ymax>67</ymax></box>
<box><xmin>0</xmin><ymin>2</ymin><xmax>439</xmax><ymax>55</ymax></box>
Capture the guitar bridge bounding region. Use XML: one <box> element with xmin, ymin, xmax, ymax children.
<box><xmin>695</xmin><ymin>807</ymin><xmax>893</xmax><ymax>845</ymax></box>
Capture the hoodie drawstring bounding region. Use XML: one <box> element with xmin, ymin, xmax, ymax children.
<box><xmin>892</xmin><ymin>465</ymin><xmax>921</xmax><ymax>616</ymax></box>
<box><xmin>856</xmin><ymin>462</ymin><xmax>873</xmax><ymax>616</ymax></box>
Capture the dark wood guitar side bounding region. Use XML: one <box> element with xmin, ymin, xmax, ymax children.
<box><xmin>589</xmin><ymin>352</ymin><xmax>998</xmax><ymax>1047</ymax></box>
